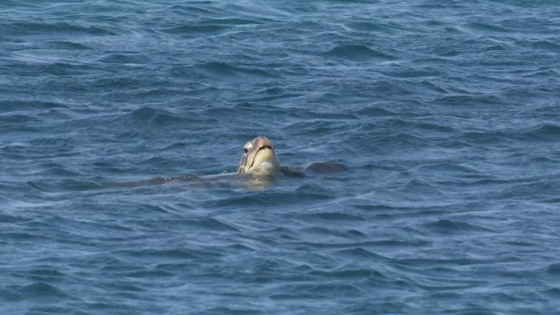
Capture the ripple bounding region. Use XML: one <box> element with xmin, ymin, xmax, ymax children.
<box><xmin>310</xmin><ymin>267</ymin><xmax>387</xmax><ymax>280</ymax></box>
<box><xmin>544</xmin><ymin>287</ymin><xmax>560</xmax><ymax>296</ymax></box>
<box><xmin>211</xmin><ymin>189</ymin><xmax>334</xmax><ymax>208</ymax></box>
<box><xmin>26</xmin><ymin>180</ymin><xmax>56</xmax><ymax>193</ymax></box>
<box><xmin>0</xmin><ymin>100</ymin><xmax>68</xmax><ymax>114</ymax></box>
<box><xmin>194</xmin><ymin>61</ymin><xmax>279</xmax><ymax>79</ymax></box>
<box><xmin>424</xmin><ymin>219</ymin><xmax>495</xmax><ymax>235</ymax></box>
<box><xmin>45</xmin><ymin>40</ymin><xmax>92</xmax><ymax>50</ymax></box>
<box><xmin>199</xmin><ymin>18</ymin><xmax>263</xmax><ymax>25</ymax></box>
<box><xmin>113</xmin><ymin>107</ymin><xmax>218</xmax><ymax>131</ymax></box>
<box><xmin>344</xmin><ymin>22</ymin><xmax>392</xmax><ymax>32</ymax></box>
<box><xmin>524</xmin><ymin>124</ymin><xmax>560</xmax><ymax>141</ymax></box>
<box><xmin>547</xmin><ymin>263</ymin><xmax>560</xmax><ymax>275</ymax></box>
<box><xmin>86</xmin><ymin>301</ymin><xmax>134</xmax><ymax>311</ymax></box>
<box><xmin>186</xmin><ymin>217</ymin><xmax>240</xmax><ymax>232</ymax></box>
<box><xmin>121</xmin><ymin>248</ymin><xmax>219</xmax><ymax>260</ymax></box>
<box><xmin>334</xmin><ymin>247</ymin><xmax>390</xmax><ymax>260</ymax></box>
<box><xmin>29</xmin><ymin>268</ymin><xmax>65</xmax><ymax>277</ymax></box>
<box><xmin>205</xmin><ymin>307</ymin><xmax>263</xmax><ymax>315</ymax></box>
<box><xmin>288</xmin><ymin>109</ymin><xmax>358</xmax><ymax>120</ymax></box>
<box><xmin>355</xmin><ymin>107</ymin><xmax>398</xmax><ymax>117</ymax></box>
<box><xmin>10</xmin><ymin>21</ymin><xmax>116</xmax><ymax>36</ymax></box>
<box><xmin>126</xmin><ymin>270</ymin><xmax>175</xmax><ymax>278</ymax></box>
<box><xmin>27</xmin><ymin>138</ymin><xmax>78</xmax><ymax>156</ymax></box>
<box><xmin>269</xmin><ymin>282</ymin><xmax>364</xmax><ymax>299</ymax></box>
<box><xmin>435</xmin><ymin>95</ymin><xmax>504</xmax><ymax>107</ymax></box>
<box><xmin>161</xmin><ymin>24</ymin><xmax>228</xmax><ymax>36</ymax></box>
<box><xmin>379</xmin><ymin>68</ymin><xmax>441</xmax><ymax>79</ymax></box>
<box><xmin>301</xmin><ymin>212</ymin><xmax>365</xmax><ymax>222</ymax></box>
<box><xmin>0</xmin><ymin>213</ymin><xmax>29</xmax><ymax>224</ymax></box>
<box><xmin>98</xmin><ymin>53</ymin><xmax>152</xmax><ymax>64</ymax></box>
<box><xmin>0</xmin><ymin>113</ymin><xmax>41</xmax><ymax>126</ymax></box>
<box><xmin>530</xmin><ymin>40</ymin><xmax>560</xmax><ymax>51</ymax></box>
<box><xmin>1</xmin><ymin>231</ymin><xmax>44</xmax><ymax>241</ymax></box>
<box><xmin>18</xmin><ymin>282</ymin><xmax>69</xmax><ymax>299</ymax></box>
<box><xmin>463</xmin><ymin>22</ymin><xmax>509</xmax><ymax>33</ymax></box>
<box><xmin>295</xmin><ymin>239</ymin><xmax>429</xmax><ymax>249</ymax></box>
<box><xmin>167</xmin><ymin>4</ymin><xmax>215</xmax><ymax>14</ymax></box>
<box><xmin>321</xmin><ymin>44</ymin><xmax>397</xmax><ymax>61</ymax></box>
<box><xmin>522</xmin><ymin>68</ymin><xmax>559</xmax><ymax>78</ymax></box>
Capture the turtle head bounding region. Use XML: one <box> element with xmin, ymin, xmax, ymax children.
<box><xmin>237</xmin><ymin>136</ymin><xmax>281</xmax><ymax>175</ymax></box>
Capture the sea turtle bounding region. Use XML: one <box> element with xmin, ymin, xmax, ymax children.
<box><xmin>236</xmin><ymin>136</ymin><xmax>347</xmax><ymax>176</ymax></box>
<box><xmin>106</xmin><ymin>136</ymin><xmax>346</xmax><ymax>190</ymax></box>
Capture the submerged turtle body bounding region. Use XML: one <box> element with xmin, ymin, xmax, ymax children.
<box><xmin>106</xmin><ymin>136</ymin><xmax>346</xmax><ymax>190</ymax></box>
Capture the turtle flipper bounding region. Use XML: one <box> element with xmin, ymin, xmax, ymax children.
<box><xmin>280</xmin><ymin>163</ymin><xmax>348</xmax><ymax>177</ymax></box>
<box><xmin>304</xmin><ymin>162</ymin><xmax>348</xmax><ymax>173</ymax></box>
<box><xmin>280</xmin><ymin>166</ymin><xmax>306</xmax><ymax>177</ymax></box>
<box><xmin>103</xmin><ymin>174</ymin><xmax>200</xmax><ymax>189</ymax></box>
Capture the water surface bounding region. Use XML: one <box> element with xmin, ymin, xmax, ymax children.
<box><xmin>1</xmin><ymin>0</ymin><xmax>560</xmax><ymax>314</ymax></box>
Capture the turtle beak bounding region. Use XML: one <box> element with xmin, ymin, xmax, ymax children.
<box><xmin>248</xmin><ymin>137</ymin><xmax>280</xmax><ymax>174</ymax></box>
<box><xmin>250</xmin><ymin>137</ymin><xmax>275</xmax><ymax>168</ymax></box>
<box><xmin>237</xmin><ymin>136</ymin><xmax>280</xmax><ymax>174</ymax></box>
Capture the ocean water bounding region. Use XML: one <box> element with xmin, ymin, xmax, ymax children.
<box><xmin>1</xmin><ymin>0</ymin><xmax>560</xmax><ymax>314</ymax></box>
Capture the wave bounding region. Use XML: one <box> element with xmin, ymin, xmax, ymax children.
<box><xmin>321</xmin><ymin>44</ymin><xmax>397</xmax><ymax>61</ymax></box>
<box><xmin>194</xmin><ymin>61</ymin><xmax>280</xmax><ymax>79</ymax></box>
<box><xmin>9</xmin><ymin>21</ymin><xmax>116</xmax><ymax>36</ymax></box>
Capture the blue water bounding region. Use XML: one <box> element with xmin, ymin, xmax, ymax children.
<box><xmin>2</xmin><ymin>0</ymin><xmax>560</xmax><ymax>314</ymax></box>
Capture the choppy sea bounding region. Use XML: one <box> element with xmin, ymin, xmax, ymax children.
<box><xmin>1</xmin><ymin>0</ymin><xmax>560</xmax><ymax>314</ymax></box>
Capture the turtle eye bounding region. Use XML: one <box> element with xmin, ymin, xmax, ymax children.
<box><xmin>244</xmin><ymin>148</ymin><xmax>249</xmax><ymax>153</ymax></box>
